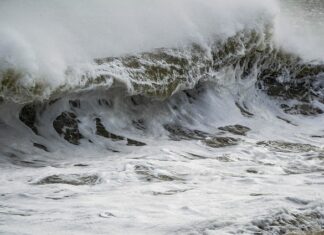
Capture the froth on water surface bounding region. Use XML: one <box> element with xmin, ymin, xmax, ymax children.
<box><xmin>0</xmin><ymin>0</ymin><xmax>324</xmax><ymax>235</ymax></box>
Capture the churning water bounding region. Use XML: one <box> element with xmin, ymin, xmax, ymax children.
<box><xmin>0</xmin><ymin>0</ymin><xmax>323</xmax><ymax>234</ymax></box>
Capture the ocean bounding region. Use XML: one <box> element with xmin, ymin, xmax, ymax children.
<box><xmin>0</xmin><ymin>0</ymin><xmax>323</xmax><ymax>234</ymax></box>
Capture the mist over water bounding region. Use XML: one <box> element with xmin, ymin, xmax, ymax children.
<box><xmin>277</xmin><ymin>0</ymin><xmax>324</xmax><ymax>61</ymax></box>
<box><xmin>0</xmin><ymin>0</ymin><xmax>277</xmax><ymax>91</ymax></box>
<box><xmin>0</xmin><ymin>1</ymin><xmax>324</xmax><ymax>235</ymax></box>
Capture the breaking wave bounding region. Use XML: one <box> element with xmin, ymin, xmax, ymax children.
<box><xmin>0</xmin><ymin>1</ymin><xmax>324</xmax><ymax>235</ymax></box>
<box><xmin>1</xmin><ymin>26</ymin><xmax>324</xmax><ymax>104</ymax></box>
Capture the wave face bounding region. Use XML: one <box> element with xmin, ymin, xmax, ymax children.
<box><xmin>0</xmin><ymin>1</ymin><xmax>324</xmax><ymax>235</ymax></box>
<box><xmin>0</xmin><ymin>0</ymin><xmax>277</xmax><ymax>102</ymax></box>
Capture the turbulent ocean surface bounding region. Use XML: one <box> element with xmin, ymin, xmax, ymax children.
<box><xmin>0</xmin><ymin>0</ymin><xmax>324</xmax><ymax>234</ymax></box>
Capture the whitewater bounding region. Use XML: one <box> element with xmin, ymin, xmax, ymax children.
<box><xmin>0</xmin><ymin>0</ymin><xmax>323</xmax><ymax>234</ymax></box>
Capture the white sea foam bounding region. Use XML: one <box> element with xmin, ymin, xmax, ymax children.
<box><xmin>0</xmin><ymin>1</ymin><xmax>324</xmax><ymax>235</ymax></box>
